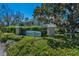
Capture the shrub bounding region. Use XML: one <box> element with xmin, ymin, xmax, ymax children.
<box><xmin>0</xmin><ymin>33</ymin><xmax>22</xmax><ymax>42</ymax></box>
<box><xmin>6</xmin><ymin>36</ymin><xmax>54</xmax><ymax>56</ymax></box>
<box><xmin>2</xmin><ymin>26</ymin><xmax>47</xmax><ymax>36</ymax></box>
<box><xmin>47</xmin><ymin>36</ymin><xmax>79</xmax><ymax>48</ymax></box>
<box><xmin>5</xmin><ymin>40</ymin><xmax>16</xmax><ymax>48</ymax></box>
<box><xmin>47</xmin><ymin>48</ymin><xmax>79</xmax><ymax>56</ymax></box>
<box><xmin>3</xmin><ymin>26</ymin><xmax>46</xmax><ymax>32</ymax></box>
<box><xmin>6</xmin><ymin>36</ymin><xmax>79</xmax><ymax>56</ymax></box>
<box><xmin>0</xmin><ymin>30</ymin><xmax>3</xmax><ymax>37</ymax></box>
<box><xmin>53</xmin><ymin>34</ymin><xmax>66</xmax><ymax>39</ymax></box>
<box><xmin>3</xmin><ymin>26</ymin><xmax>15</xmax><ymax>33</ymax></box>
<box><xmin>47</xmin><ymin>37</ymin><xmax>65</xmax><ymax>48</ymax></box>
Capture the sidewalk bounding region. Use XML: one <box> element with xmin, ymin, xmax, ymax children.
<box><xmin>0</xmin><ymin>42</ymin><xmax>6</xmax><ymax>56</ymax></box>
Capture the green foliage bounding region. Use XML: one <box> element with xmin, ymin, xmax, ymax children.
<box><xmin>53</xmin><ymin>34</ymin><xmax>66</xmax><ymax>39</ymax></box>
<box><xmin>2</xmin><ymin>26</ymin><xmax>15</xmax><ymax>33</ymax></box>
<box><xmin>0</xmin><ymin>33</ymin><xmax>22</xmax><ymax>42</ymax></box>
<box><xmin>47</xmin><ymin>37</ymin><xmax>64</xmax><ymax>48</ymax></box>
<box><xmin>6</xmin><ymin>36</ymin><xmax>79</xmax><ymax>56</ymax></box>
<box><xmin>3</xmin><ymin>26</ymin><xmax>46</xmax><ymax>34</ymax></box>
<box><xmin>47</xmin><ymin>34</ymin><xmax>79</xmax><ymax>48</ymax></box>
<box><xmin>0</xmin><ymin>30</ymin><xmax>3</xmax><ymax>37</ymax></box>
<box><xmin>47</xmin><ymin>48</ymin><xmax>79</xmax><ymax>56</ymax></box>
<box><xmin>6</xmin><ymin>36</ymin><xmax>54</xmax><ymax>56</ymax></box>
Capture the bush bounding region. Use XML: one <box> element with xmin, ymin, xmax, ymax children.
<box><xmin>2</xmin><ymin>26</ymin><xmax>15</xmax><ymax>33</ymax></box>
<box><xmin>6</xmin><ymin>36</ymin><xmax>54</xmax><ymax>56</ymax></box>
<box><xmin>6</xmin><ymin>36</ymin><xmax>79</xmax><ymax>56</ymax></box>
<box><xmin>53</xmin><ymin>34</ymin><xmax>66</xmax><ymax>39</ymax></box>
<box><xmin>3</xmin><ymin>26</ymin><xmax>46</xmax><ymax>33</ymax></box>
<box><xmin>5</xmin><ymin>40</ymin><xmax>16</xmax><ymax>48</ymax></box>
<box><xmin>48</xmin><ymin>48</ymin><xmax>79</xmax><ymax>56</ymax></box>
<box><xmin>0</xmin><ymin>33</ymin><xmax>22</xmax><ymax>42</ymax></box>
<box><xmin>47</xmin><ymin>37</ymin><xmax>65</xmax><ymax>48</ymax></box>
<box><xmin>0</xmin><ymin>30</ymin><xmax>3</xmax><ymax>37</ymax></box>
<box><xmin>47</xmin><ymin>35</ymin><xmax>79</xmax><ymax>48</ymax></box>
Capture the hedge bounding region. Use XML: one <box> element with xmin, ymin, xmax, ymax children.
<box><xmin>0</xmin><ymin>33</ymin><xmax>23</xmax><ymax>42</ymax></box>
<box><xmin>6</xmin><ymin>36</ymin><xmax>53</xmax><ymax>56</ymax></box>
<box><xmin>2</xmin><ymin>26</ymin><xmax>47</xmax><ymax>34</ymax></box>
<box><xmin>6</xmin><ymin>36</ymin><xmax>79</xmax><ymax>56</ymax></box>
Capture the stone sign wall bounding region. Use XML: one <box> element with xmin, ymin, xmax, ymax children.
<box><xmin>47</xmin><ymin>23</ymin><xmax>56</xmax><ymax>36</ymax></box>
<box><xmin>26</xmin><ymin>31</ymin><xmax>41</xmax><ymax>37</ymax></box>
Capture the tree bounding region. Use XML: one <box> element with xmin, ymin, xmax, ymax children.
<box><xmin>33</xmin><ymin>4</ymin><xmax>48</xmax><ymax>25</ymax></box>
<box><xmin>0</xmin><ymin>4</ymin><xmax>13</xmax><ymax>26</ymax></box>
<box><xmin>65</xmin><ymin>4</ymin><xmax>79</xmax><ymax>39</ymax></box>
<box><xmin>12</xmin><ymin>11</ymin><xmax>24</xmax><ymax>26</ymax></box>
<box><xmin>33</xmin><ymin>3</ymin><xmax>65</xmax><ymax>24</ymax></box>
<box><xmin>33</xmin><ymin>3</ymin><xmax>79</xmax><ymax>39</ymax></box>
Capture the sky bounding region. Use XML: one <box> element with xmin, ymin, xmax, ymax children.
<box><xmin>0</xmin><ymin>3</ymin><xmax>70</xmax><ymax>21</ymax></box>
<box><xmin>7</xmin><ymin>3</ymin><xmax>41</xmax><ymax>19</ymax></box>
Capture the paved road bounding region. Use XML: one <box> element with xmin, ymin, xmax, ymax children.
<box><xmin>0</xmin><ymin>42</ymin><xmax>6</xmax><ymax>56</ymax></box>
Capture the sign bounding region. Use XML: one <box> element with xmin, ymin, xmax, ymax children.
<box><xmin>26</xmin><ymin>30</ymin><xmax>41</xmax><ymax>37</ymax></box>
